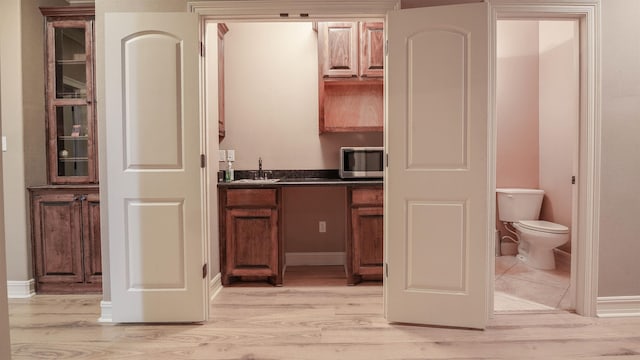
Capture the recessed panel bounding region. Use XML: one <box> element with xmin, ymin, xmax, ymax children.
<box><xmin>407</xmin><ymin>30</ymin><xmax>468</xmax><ymax>170</ymax></box>
<box><xmin>123</xmin><ymin>32</ymin><xmax>183</xmax><ymax>170</ymax></box>
<box><xmin>125</xmin><ymin>199</ymin><xmax>185</xmax><ymax>290</ymax></box>
<box><xmin>406</xmin><ymin>201</ymin><xmax>467</xmax><ymax>293</ymax></box>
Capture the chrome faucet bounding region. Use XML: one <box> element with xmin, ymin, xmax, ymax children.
<box><xmin>258</xmin><ymin>157</ymin><xmax>263</xmax><ymax>179</ymax></box>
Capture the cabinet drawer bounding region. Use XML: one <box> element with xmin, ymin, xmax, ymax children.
<box><xmin>226</xmin><ymin>189</ymin><xmax>278</xmax><ymax>207</ymax></box>
<box><xmin>351</xmin><ymin>187</ymin><xmax>383</xmax><ymax>206</ymax></box>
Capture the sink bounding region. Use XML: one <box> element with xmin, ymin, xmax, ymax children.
<box><xmin>231</xmin><ymin>178</ymin><xmax>280</xmax><ymax>184</ymax></box>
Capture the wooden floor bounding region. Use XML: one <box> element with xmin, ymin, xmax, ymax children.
<box><xmin>8</xmin><ymin>269</ymin><xmax>640</xmax><ymax>359</ymax></box>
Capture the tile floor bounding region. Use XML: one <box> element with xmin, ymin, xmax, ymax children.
<box><xmin>494</xmin><ymin>255</ymin><xmax>571</xmax><ymax>312</ymax></box>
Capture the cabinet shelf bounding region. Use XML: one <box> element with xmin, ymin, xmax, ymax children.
<box><xmin>59</xmin><ymin>135</ymin><xmax>89</xmax><ymax>141</ymax></box>
<box><xmin>56</xmin><ymin>59</ymin><xmax>86</xmax><ymax>65</ymax></box>
<box><xmin>59</xmin><ymin>157</ymin><xmax>89</xmax><ymax>162</ymax></box>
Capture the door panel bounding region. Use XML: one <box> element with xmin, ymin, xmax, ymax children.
<box><xmin>385</xmin><ymin>3</ymin><xmax>489</xmax><ymax>329</ymax></box>
<box><xmin>105</xmin><ymin>13</ymin><xmax>205</xmax><ymax>322</ymax></box>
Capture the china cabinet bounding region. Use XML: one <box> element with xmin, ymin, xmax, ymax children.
<box><xmin>30</xmin><ymin>6</ymin><xmax>101</xmax><ymax>294</ymax></box>
<box><xmin>42</xmin><ymin>6</ymin><xmax>97</xmax><ymax>184</ymax></box>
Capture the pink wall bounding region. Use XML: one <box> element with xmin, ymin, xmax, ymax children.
<box><xmin>538</xmin><ymin>21</ymin><xmax>579</xmax><ymax>252</ymax></box>
<box><xmin>496</xmin><ymin>21</ymin><xmax>578</xmax><ymax>254</ymax></box>
<box><xmin>496</xmin><ymin>21</ymin><xmax>540</xmax><ymax>240</ymax></box>
<box><xmin>496</xmin><ymin>21</ymin><xmax>540</xmax><ymax>190</ymax></box>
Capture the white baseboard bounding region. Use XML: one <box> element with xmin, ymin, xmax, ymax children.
<box><xmin>98</xmin><ymin>301</ymin><xmax>112</xmax><ymax>323</ymax></box>
<box><xmin>597</xmin><ymin>296</ymin><xmax>640</xmax><ymax>318</ymax></box>
<box><xmin>285</xmin><ymin>252</ymin><xmax>345</xmax><ymax>266</ymax></box>
<box><xmin>7</xmin><ymin>279</ymin><xmax>35</xmax><ymax>298</ymax></box>
<box><xmin>210</xmin><ymin>272</ymin><xmax>222</xmax><ymax>301</ymax></box>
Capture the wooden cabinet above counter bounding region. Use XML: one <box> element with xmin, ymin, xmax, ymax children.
<box><xmin>316</xmin><ymin>21</ymin><xmax>384</xmax><ymax>133</ymax></box>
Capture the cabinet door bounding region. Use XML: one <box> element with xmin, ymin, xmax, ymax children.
<box><xmin>31</xmin><ymin>193</ymin><xmax>84</xmax><ymax>287</ymax></box>
<box><xmin>82</xmin><ymin>192</ymin><xmax>102</xmax><ymax>284</ymax></box>
<box><xmin>45</xmin><ymin>17</ymin><xmax>97</xmax><ymax>184</ymax></box>
<box><xmin>359</xmin><ymin>22</ymin><xmax>384</xmax><ymax>78</ymax></box>
<box><xmin>351</xmin><ymin>206</ymin><xmax>384</xmax><ymax>278</ymax></box>
<box><xmin>319</xmin><ymin>22</ymin><xmax>358</xmax><ymax>78</ymax></box>
<box><xmin>224</xmin><ymin>208</ymin><xmax>279</xmax><ymax>284</ymax></box>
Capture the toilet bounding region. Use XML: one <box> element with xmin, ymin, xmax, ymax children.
<box><xmin>496</xmin><ymin>188</ymin><xmax>569</xmax><ymax>270</ymax></box>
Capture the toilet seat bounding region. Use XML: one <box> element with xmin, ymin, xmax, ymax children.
<box><xmin>517</xmin><ymin>220</ymin><xmax>569</xmax><ymax>234</ymax></box>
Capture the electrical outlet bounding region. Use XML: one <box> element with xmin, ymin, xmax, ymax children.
<box><xmin>227</xmin><ymin>149</ymin><xmax>235</xmax><ymax>161</ymax></box>
<box><xmin>218</xmin><ymin>150</ymin><xmax>226</xmax><ymax>162</ymax></box>
<box><xmin>319</xmin><ymin>221</ymin><xmax>326</xmax><ymax>233</ymax></box>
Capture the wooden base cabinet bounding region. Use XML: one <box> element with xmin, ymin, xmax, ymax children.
<box><xmin>348</xmin><ymin>186</ymin><xmax>383</xmax><ymax>285</ymax></box>
<box><xmin>219</xmin><ymin>188</ymin><xmax>282</xmax><ymax>286</ymax></box>
<box><xmin>29</xmin><ymin>186</ymin><xmax>101</xmax><ymax>293</ymax></box>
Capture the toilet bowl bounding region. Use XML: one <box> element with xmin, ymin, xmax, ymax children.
<box><xmin>496</xmin><ymin>188</ymin><xmax>570</xmax><ymax>270</ymax></box>
<box><xmin>513</xmin><ymin>220</ymin><xmax>569</xmax><ymax>270</ymax></box>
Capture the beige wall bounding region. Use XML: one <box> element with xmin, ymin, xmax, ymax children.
<box><xmin>1</xmin><ymin>0</ymin><xmax>64</xmax><ymax>285</ymax></box>
<box><xmin>599</xmin><ymin>0</ymin><xmax>640</xmax><ymax>297</ymax></box>
<box><xmin>283</xmin><ymin>187</ymin><xmax>346</xmax><ymax>254</ymax></box>
<box><xmin>219</xmin><ymin>22</ymin><xmax>382</xmax><ymax>171</ymax></box>
<box><xmin>0</xmin><ymin>8</ymin><xmax>13</xmax><ymax>353</ymax></box>
<box><xmin>538</xmin><ymin>20</ymin><xmax>578</xmax><ymax>252</ymax></box>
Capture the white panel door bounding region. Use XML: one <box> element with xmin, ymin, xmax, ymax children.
<box><xmin>385</xmin><ymin>3</ymin><xmax>490</xmax><ymax>329</ymax></box>
<box><xmin>105</xmin><ymin>13</ymin><xmax>206</xmax><ymax>322</ymax></box>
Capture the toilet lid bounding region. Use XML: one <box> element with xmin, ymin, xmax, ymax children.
<box><xmin>518</xmin><ymin>220</ymin><xmax>569</xmax><ymax>234</ymax></box>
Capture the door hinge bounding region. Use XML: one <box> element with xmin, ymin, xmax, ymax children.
<box><xmin>571</xmin><ymin>175</ymin><xmax>576</xmax><ymax>184</ymax></box>
<box><xmin>200</xmin><ymin>41</ymin><xmax>205</xmax><ymax>57</ymax></box>
<box><xmin>202</xmin><ymin>263</ymin><xmax>208</xmax><ymax>279</ymax></box>
<box><xmin>385</xmin><ymin>263</ymin><xmax>389</xmax><ymax>278</ymax></box>
<box><xmin>386</xmin><ymin>153</ymin><xmax>389</xmax><ymax>168</ymax></box>
<box><xmin>201</xmin><ymin>154</ymin><xmax>206</xmax><ymax>168</ymax></box>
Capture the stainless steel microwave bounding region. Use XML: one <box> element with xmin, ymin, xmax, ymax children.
<box><xmin>340</xmin><ymin>147</ymin><xmax>384</xmax><ymax>179</ymax></box>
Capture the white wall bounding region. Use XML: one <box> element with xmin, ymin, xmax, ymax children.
<box><xmin>219</xmin><ymin>22</ymin><xmax>382</xmax><ymax>171</ymax></box>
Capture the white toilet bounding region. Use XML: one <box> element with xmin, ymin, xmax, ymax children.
<box><xmin>496</xmin><ymin>188</ymin><xmax>569</xmax><ymax>270</ymax></box>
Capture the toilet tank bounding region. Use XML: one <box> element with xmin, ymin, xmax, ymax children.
<box><xmin>496</xmin><ymin>188</ymin><xmax>544</xmax><ymax>222</ymax></box>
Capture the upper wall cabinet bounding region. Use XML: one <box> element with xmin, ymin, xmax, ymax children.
<box><xmin>41</xmin><ymin>6</ymin><xmax>97</xmax><ymax>184</ymax></box>
<box><xmin>316</xmin><ymin>21</ymin><xmax>384</xmax><ymax>133</ymax></box>
<box><xmin>318</xmin><ymin>22</ymin><xmax>384</xmax><ymax>79</ymax></box>
<box><xmin>318</xmin><ymin>22</ymin><xmax>359</xmax><ymax>78</ymax></box>
<box><xmin>359</xmin><ymin>22</ymin><xmax>384</xmax><ymax>78</ymax></box>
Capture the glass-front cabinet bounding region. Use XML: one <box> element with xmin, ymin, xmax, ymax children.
<box><xmin>42</xmin><ymin>7</ymin><xmax>96</xmax><ymax>184</ymax></box>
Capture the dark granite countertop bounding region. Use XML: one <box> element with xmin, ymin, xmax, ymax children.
<box><xmin>217</xmin><ymin>169</ymin><xmax>382</xmax><ymax>187</ymax></box>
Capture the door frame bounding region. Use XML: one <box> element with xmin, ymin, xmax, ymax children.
<box><xmin>488</xmin><ymin>0</ymin><xmax>601</xmax><ymax>317</ymax></box>
<box><xmin>188</xmin><ymin>0</ymin><xmax>600</xmax><ymax>317</ymax></box>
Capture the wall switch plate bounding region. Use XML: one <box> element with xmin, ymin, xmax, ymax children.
<box><xmin>227</xmin><ymin>149</ymin><xmax>235</xmax><ymax>161</ymax></box>
<box><xmin>1</xmin><ymin>136</ymin><xmax>6</xmax><ymax>152</ymax></box>
<box><xmin>319</xmin><ymin>221</ymin><xmax>326</xmax><ymax>233</ymax></box>
<box><xmin>218</xmin><ymin>149</ymin><xmax>226</xmax><ymax>162</ymax></box>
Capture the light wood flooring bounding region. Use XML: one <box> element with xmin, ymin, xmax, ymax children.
<box><xmin>9</xmin><ymin>267</ymin><xmax>640</xmax><ymax>360</ymax></box>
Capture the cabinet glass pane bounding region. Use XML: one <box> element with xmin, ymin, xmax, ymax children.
<box><xmin>55</xmin><ymin>27</ymin><xmax>87</xmax><ymax>99</ymax></box>
<box><xmin>56</xmin><ymin>105</ymin><xmax>89</xmax><ymax>177</ymax></box>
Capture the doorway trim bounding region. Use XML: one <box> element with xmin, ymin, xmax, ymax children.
<box><xmin>488</xmin><ymin>0</ymin><xmax>601</xmax><ymax>317</ymax></box>
<box><xmin>188</xmin><ymin>0</ymin><xmax>600</xmax><ymax>317</ymax></box>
